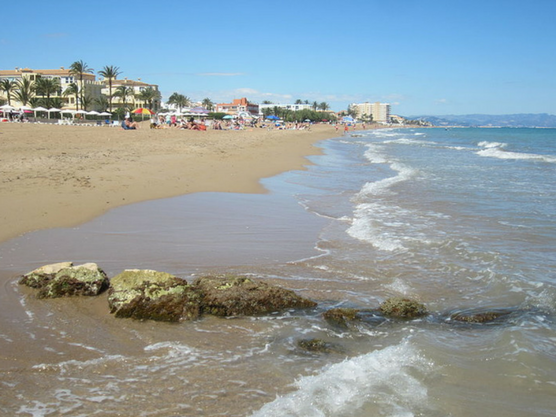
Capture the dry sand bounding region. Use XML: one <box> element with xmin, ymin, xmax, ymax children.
<box><xmin>0</xmin><ymin>122</ymin><xmax>339</xmax><ymax>243</ymax></box>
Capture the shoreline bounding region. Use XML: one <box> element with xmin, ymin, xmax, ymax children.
<box><xmin>0</xmin><ymin>122</ymin><xmax>341</xmax><ymax>243</ymax></box>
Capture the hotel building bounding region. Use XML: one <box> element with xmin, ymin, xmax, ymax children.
<box><xmin>0</xmin><ymin>67</ymin><xmax>159</xmax><ymax>111</ymax></box>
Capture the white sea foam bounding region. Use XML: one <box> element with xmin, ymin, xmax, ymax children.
<box><xmin>357</xmin><ymin>162</ymin><xmax>416</xmax><ymax>198</ymax></box>
<box><xmin>477</xmin><ymin>147</ymin><xmax>556</xmax><ymax>162</ymax></box>
<box><xmin>250</xmin><ymin>340</ymin><xmax>433</xmax><ymax>417</ymax></box>
<box><xmin>476</xmin><ymin>141</ymin><xmax>556</xmax><ymax>162</ymax></box>
<box><xmin>478</xmin><ymin>141</ymin><xmax>507</xmax><ymax>148</ymax></box>
<box><xmin>384</xmin><ymin>138</ymin><xmax>437</xmax><ymax>146</ymax></box>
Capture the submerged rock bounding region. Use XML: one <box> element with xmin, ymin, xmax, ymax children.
<box><xmin>108</xmin><ymin>269</ymin><xmax>201</xmax><ymax>322</ymax></box>
<box><xmin>449</xmin><ymin>308</ymin><xmax>513</xmax><ymax>324</ymax></box>
<box><xmin>193</xmin><ymin>275</ymin><xmax>317</xmax><ymax>317</ymax></box>
<box><xmin>297</xmin><ymin>338</ymin><xmax>345</xmax><ymax>354</ymax></box>
<box><xmin>322</xmin><ymin>308</ymin><xmax>361</xmax><ymax>328</ymax></box>
<box><xmin>20</xmin><ymin>262</ymin><xmax>109</xmax><ymax>298</ymax></box>
<box><xmin>379</xmin><ymin>297</ymin><xmax>428</xmax><ymax>319</ymax></box>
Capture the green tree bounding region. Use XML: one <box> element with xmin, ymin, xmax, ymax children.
<box><xmin>312</xmin><ymin>101</ymin><xmax>318</xmax><ymax>111</ymax></box>
<box><xmin>14</xmin><ymin>78</ymin><xmax>35</xmax><ymax>106</ymax></box>
<box><xmin>319</xmin><ymin>102</ymin><xmax>330</xmax><ymax>111</ymax></box>
<box><xmin>63</xmin><ymin>82</ymin><xmax>80</xmax><ymax>110</ymax></box>
<box><xmin>33</xmin><ymin>77</ymin><xmax>61</xmax><ymax>108</ymax></box>
<box><xmin>347</xmin><ymin>104</ymin><xmax>358</xmax><ymax>118</ymax></box>
<box><xmin>69</xmin><ymin>60</ymin><xmax>94</xmax><ymax>110</ymax></box>
<box><xmin>98</xmin><ymin>65</ymin><xmax>121</xmax><ymax>112</ymax></box>
<box><xmin>1</xmin><ymin>79</ymin><xmax>17</xmax><ymax>106</ymax></box>
<box><xmin>167</xmin><ymin>92</ymin><xmax>190</xmax><ymax>113</ymax></box>
<box><xmin>136</xmin><ymin>87</ymin><xmax>159</xmax><ymax>110</ymax></box>
<box><xmin>295</xmin><ymin>99</ymin><xmax>303</xmax><ymax>104</ymax></box>
<box><xmin>202</xmin><ymin>97</ymin><xmax>214</xmax><ymax>111</ymax></box>
<box><xmin>81</xmin><ymin>94</ymin><xmax>93</xmax><ymax>111</ymax></box>
<box><xmin>114</xmin><ymin>85</ymin><xmax>134</xmax><ymax>109</ymax></box>
<box><xmin>96</xmin><ymin>95</ymin><xmax>109</xmax><ymax>111</ymax></box>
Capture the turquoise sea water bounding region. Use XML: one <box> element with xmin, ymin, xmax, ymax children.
<box><xmin>1</xmin><ymin>127</ymin><xmax>555</xmax><ymax>416</ymax></box>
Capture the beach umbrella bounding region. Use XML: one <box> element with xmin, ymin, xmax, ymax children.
<box><xmin>342</xmin><ymin>116</ymin><xmax>354</xmax><ymax>122</ymax></box>
<box><xmin>132</xmin><ymin>108</ymin><xmax>155</xmax><ymax>121</ymax></box>
<box><xmin>223</xmin><ymin>115</ymin><xmax>234</xmax><ymax>119</ymax></box>
<box><xmin>0</xmin><ymin>104</ymin><xmax>14</xmax><ymax>116</ymax></box>
<box><xmin>266</xmin><ymin>115</ymin><xmax>279</xmax><ymax>120</ymax></box>
<box><xmin>132</xmin><ymin>108</ymin><xmax>154</xmax><ymax>115</ymax></box>
<box><xmin>46</xmin><ymin>107</ymin><xmax>61</xmax><ymax>120</ymax></box>
<box><xmin>33</xmin><ymin>106</ymin><xmax>48</xmax><ymax>118</ymax></box>
<box><xmin>99</xmin><ymin>112</ymin><xmax>112</xmax><ymax>117</ymax></box>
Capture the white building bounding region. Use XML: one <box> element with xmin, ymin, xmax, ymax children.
<box><xmin>351</xmin><ymin>101</ymin><xmax>391</xmax><ymax>123</ymax></box>
<box><xmin>258</xmin><ymin>103</ymin><xmax>313</xmax><ymax>114</ymax></box>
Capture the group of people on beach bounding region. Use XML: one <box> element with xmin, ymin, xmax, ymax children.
<box><xmin>149</xmin><ymin>115</ymin><xmax>207</xmax><ymax>131</ymax></box>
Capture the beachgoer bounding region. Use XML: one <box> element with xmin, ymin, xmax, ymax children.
<box><xmin>122</xmin><ymin>118</ymin><xmax>139</xmax><ymax>130</ymax></box>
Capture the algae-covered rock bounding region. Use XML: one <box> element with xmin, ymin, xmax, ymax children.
<box><xmin>108</xmin><ymin>269</ymin><xmax>201</xmax><ymax>322</ymax></box>
<box><xmin>193</xmin><ymin>275</ymin><xmax>317</xmax><ymax>317</ymax></box>
<box><xmin>20</xmin><ymin>262</ymin><xmax>109</xmax><ymax>298</ymax></box>
<box><xmin>379</xmin><ymin>297</ymin><xmax>428</xmax><ymax>319</ymax></box>
<box><xmin>450</xmin><ymin>308</ymin><xmax>512</xmax><ymax>324</ymax></box>
<box><xmin>322</xmin><ymin>308</ymin><xmax>361</xmax><ymax>328</ymax></box>
<box><xmin>19</xmin><ymin>262</ymin><xmax>74</xmax><ymax>289</ymax></box>
<box><xmin>297</xmin><ymin>338</ymin><xmax>345</xmax><ymax>354</ymax></box>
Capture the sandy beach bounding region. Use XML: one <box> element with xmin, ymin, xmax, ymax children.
<box><xmin>0</xmin><ymin>122</ymin><xmax>339</xmax><ymax>243</ymax></box>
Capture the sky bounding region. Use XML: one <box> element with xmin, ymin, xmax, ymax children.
<box><xmin>2</xmin><ymin>0</ymin><xmax>556</xmax><ymax>116</ymax></box>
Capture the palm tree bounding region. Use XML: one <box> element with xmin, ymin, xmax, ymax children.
<box><xmin>69</xmin><ymin>60</ymin><xmax>94</xmax><ymax>110</ymax></box>
<box><xmin>136</xmin><ymin>87</ymin><xmax>158</xmax><ymax>110</ymax></box>
<box><xmin>63</xmin><ymin>82</ymin><xmax>80</xmax><ymax>110</ymax></box>
<box><xmin>34</xmin><ymin>77</ymin><xmax>61</xmax><ymax>108</ymax></box>
<box><xmin>98</xmin><ymin>65</ymin><xmax>121</xmax><ymax>112</ymax></box>
<box><xmin>114</xmin><ymin>85</ymin><xmax>134</xmax><ymax>109</ymax></box>
<box><xmin>167</xmin><ymin>92</ymin><xmax>190</xmax><ymax>113</ymax></box>
<box><xmin>14</xmin><ymin>78</ymin><xmax>35</xmax><ymax>106</ymax></box>
<box><xmin>81</xmin><ymin>94</ymin><xmax>93</xmax><ymax>111</ymax></box>
<box><xmin>319</xmin><ymin>102</ymin><xmax>330</xmax><ymax>111</ymax></box>
<box><xmin>1</xmin><ymin>79</ymin><xmax>17</xmax><ymax>106</ymax></box>
<box><xmin>202</xmin><ymin>97</ymin><xmax>214</xmax><ymax>111</ymax></box>
<box><xmin>312</xmin><ymin>101</ymin><xmax>319</xmax><ymax>111</ymax></box>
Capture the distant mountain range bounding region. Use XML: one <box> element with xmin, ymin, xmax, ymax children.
<box><xmin>407</xmin><ymin>113</ymin><xmax>556</xmax><ymax>128</ymax></box>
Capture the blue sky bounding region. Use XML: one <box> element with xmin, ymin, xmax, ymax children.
<box><xmin>2</xmin><ymin>0</ymin><xmax>555</xmax><ymax>115</ymax></box>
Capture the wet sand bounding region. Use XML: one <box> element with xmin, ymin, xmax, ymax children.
<box><xmin>0</xmin><ymin>122</ymin><xmax>338</xmax><ymax>243</ymax></box>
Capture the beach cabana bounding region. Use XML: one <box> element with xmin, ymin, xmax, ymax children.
<box><xmin>47</xmin><ymin>108</ymin><xmax>61</xmax><ymax>119</ymax></box>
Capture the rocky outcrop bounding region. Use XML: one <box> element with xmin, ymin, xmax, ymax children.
<box><xmin>107</xmin><ymin>269</ymin><xmax>201</xmax><ymax>322</ymax></box>
<box><xmin>194</xmin><ymin>275</ymin><xmax>317</xmax><ymax>317</ymax></box>
<box><xmin>19</xmin><ymin>262</ymin><xmax>109</xmax><ymax>298</ymax></box>
<box><xmin>379</xmin><ymin>297</ymin><xmax>428</xmax><ymax>319</ymax></box>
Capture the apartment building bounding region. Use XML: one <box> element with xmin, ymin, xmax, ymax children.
<box><xmin>351</xmin><ymin>101</ymin><xmax>391</xmax><ymax>123</ymax></box>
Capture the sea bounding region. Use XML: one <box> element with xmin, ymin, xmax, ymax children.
<box><xmin>0</xmin><ymin>127</ymin><xmax>555</xmax><ymax>416</ymax></box>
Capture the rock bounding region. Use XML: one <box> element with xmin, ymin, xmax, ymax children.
<box><xmin>379</xmin><ymin>297</ymin><xmax>428</xmax><ymax>319</ymax></box>
<box><xmin>20</xmin><ymin>262</ymin><xmax>109</xmax><ymax>298</ymax></box>
<box><xmin>297</xmin><ymin>338</ymin><xmax>344</xmax><ymax>354</ymax></box>
<box><xmin>450</xmin><ymin>308</ymin><xmax>512</xmax><ymax>324</ymax></box>
<box><xmin>322</xmin><ymin>308</ymin><xmax>361</xmax><ymax>328</ymax></box>
<box><xmin>19</xmin><ymin>261</ymin><xmax>74</xmax><ymax>289</ymax></box>
<box><xmin>193</xmin><ymin>275</ymin><xmax>317</xmax><ymax>317</ymax></box>
<box><xmin>108</xmin><ymin>269</ymin><xmax>201</xmax><ymax>322</ymax></box>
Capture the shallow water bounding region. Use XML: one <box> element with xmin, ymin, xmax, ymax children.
<box><xmin>1</xmin><ymin>127</ymin><xmax>555</xmax><ymax>416</ymax></box>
